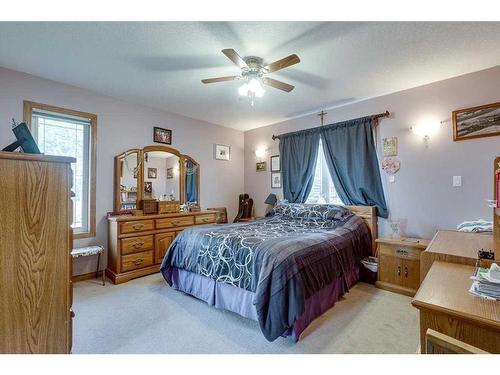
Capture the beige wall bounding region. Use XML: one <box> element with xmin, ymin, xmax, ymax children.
<box><xmin>0</xmin><ymin>67</ymin><xmax>244</xmax><ymax>276</ymax></box>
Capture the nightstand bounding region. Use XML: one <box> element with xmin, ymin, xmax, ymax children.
<box><xmin>375</xmin><ymin>237</ymin><xmax>429</xmax><ymax>297</ymax></box>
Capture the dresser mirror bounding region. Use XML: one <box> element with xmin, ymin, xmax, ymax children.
<box><xmin>144</xmin><ymin>150</ymin><xmax>180</xmax><ymax>201</ymax></box>
<box><xmin>184</xmin><ymin>157</ymin><xmax>199</xmax><ymax>205</ymax></box>
<box><xmin>116</xmin><ymin>149</ymin><xmax>141</xmax><ymax>210</ymax></box>
<box><xmin>114</xmin><ymin>145</ymin><xmax>200</xmax><ymax>212</ymax></box>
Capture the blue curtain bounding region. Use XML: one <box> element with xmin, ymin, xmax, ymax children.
<box><xmin>320</xmin><ymin>116</ymin><xmax>388</xmax><ymax>218</ymax></box>
<box><xmin>185</xmin><ymin>160</ymin><xmax>197</xmax><ymax>203</ymax></box>
<box><xmin>279</xmin><ymin>129</ymin><xmax>320</xmax><ymax>203</ymax></box>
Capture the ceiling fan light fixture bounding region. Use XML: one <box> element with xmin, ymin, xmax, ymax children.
<box><xmin>238</xmin><ymin>83</ymin><xmax>249</xmax><ymax>96</ymax></box>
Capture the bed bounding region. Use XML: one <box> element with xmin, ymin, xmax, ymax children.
<box><xmin>160</xmin><ymin>203</ymin><xmax>376</xmax><ymax>342</ymax></box>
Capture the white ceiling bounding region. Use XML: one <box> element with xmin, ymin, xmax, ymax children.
<box><xmin>1</xmin><ymin>22</ymin><xmax>500</xmax><ymax>131</ymax></box>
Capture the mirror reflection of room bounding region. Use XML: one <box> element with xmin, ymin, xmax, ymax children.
<box><xmin>144</xmin><ymin>151</ymin><xmax>180</xmax><ymax>201</ymax></box>
<box><xmin>184</xmin><ymin>159</ymin><xmax>198</xmax><ymax>206</ymax></box>
<box><xmin>120</xmin><ymin>151</ymin><xmax>139</xmax><ymax>210</ymax></box>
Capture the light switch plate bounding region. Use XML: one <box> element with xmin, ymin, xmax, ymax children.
<box><xmin>453</xmin><ymin>175</ymin><xmax>462</xmax><ymax>187</ymax></box>
<box><xmin>389</xmin><ymin>175</ymin><xmax>395</xmax><ymax>183</ymax></box>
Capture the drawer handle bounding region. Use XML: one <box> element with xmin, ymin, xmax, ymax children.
<box><xmin>171</xmin><ymin>220</ymin><xmax>181</xmax><ymax>225</ymax></box>
<box><xmin>396</xmin><ymin>248</ymin><xmax>408</xmax><ymax>255</ymax></box>
<box><xmin>202</xmin><ymin>218</ymin><xmax>211</xmax><ymax>222</ymax></box>
<box><xmin>404</xmin><ymin>266</ymin><xmax>408</xmax><ymax>278</ymax></box>
<box><xmin>132</xmin><ymin>223</ymin><xmax>145</xmax><ymax>230</ymax></box>
<box><xmin>397</xmin><ymin>266</ymin><xmax>401</xmax><ymax>276</ymax></box>
<box><xmin>133</xmin><ymin>259</ymin><xmax>144</xmax><ymax>266</ymax></box>
<box><xmin>133</xmin><ymin>242</ymin><xmax>145</xmax><ymax>248</ymax></box>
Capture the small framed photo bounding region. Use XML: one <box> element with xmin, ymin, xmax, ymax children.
<box><xmin>214</xmin><ymin>144</ymin><xmax>230</xmax><ymax>161</ymax></box>
<box><xmin>153</xmin><ymin>127</ymin><xmax>172</xmax><ymax>145</ymax></box>
<box><xmin>271</xmin><ymin>172</ymin><xmax>281</xmax><ymax>188</ymax></box>
<box><xmin>270</xmin><ymin>155</ymin><xmax>280</xmax><ymax>172</ymax></box>
<box><xmin>382</xmin><ymin>137</ymin><xmax>398</xmax><ymax>157</ymax></box>
<box><xmin>144</xmin><ymin>181</ymin><xmax>153</xmax><ymax>194</ymax></box>
<box><xmin>167</xmin><ymin>167</ymin><xmax>174</xmax><ymax>179</ymax></box>
<box><xmin>452</xmin><ymin>101</ymin><xmax>500</xmax><ymax>141</ymax></box>
<box><xmin>147</xmin><ymin>168</ymin><xmax>157</xmax><ymax>179</ymax></box>
<box><xmin>256</xmin><ymin>161</ymin><xmax>266</xmax><ymax>172</ymax></box>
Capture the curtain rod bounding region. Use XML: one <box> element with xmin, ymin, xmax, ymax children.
<box><xmin>271</xmin><ymin>110</ymin><xmax>390</xmax><ymax>140</ymax></box>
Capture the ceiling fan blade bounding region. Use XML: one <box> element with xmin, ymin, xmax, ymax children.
<box><xmin>221</xmin><ymin>49</ymin><xmax>248</xmax><ymax>69</ymax></box>
<box><xmin>264</xmin><ymin>54</ymin><xmax>300</xmax><ymax>73</ymax></box>
<box><xmin>262</xmin><ymin>77</ymin><xmax>295</xmax><ymax>92</ymax></box>
<box><xmin>201</xmin><ymin>76</ymin><xmax>240</xmax><ymax>84</ymax></box>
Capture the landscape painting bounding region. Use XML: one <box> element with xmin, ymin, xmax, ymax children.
<box><xmin>453</xmin><ymin>101</ymin><xmax>500</xmax><ymax>141</ymax></box>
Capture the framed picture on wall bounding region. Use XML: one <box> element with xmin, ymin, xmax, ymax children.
<box><xmin>270</xmin><ymin>155</ymin><xmax>280</xmax><ymax>172</ymax></box>
<box><xmin>214</xmin><ymin>144</ymin><xmax>231</xmax><ymax>161</ymax></box>
<box><xmin>147</xmin><ymin>168</ymin><xmax>157</xmax><ymax>179</ymax></box>
<box><xmin>153</xmin><ymin>127</ymin><xmax>172</xmax><ymax>145</ymax></box>
<box><xmin>271</xmin><ymin>172</ymin><xmax>281</xmax><ymax>188</ymax></box>
<box><xmin>452</xmin><ymin>101</ymin><xmax>500</xmax><ymax>141</ymax></box>
<box><xmin>256</xmin><ymin>161</ymin><xmax>266</xmax><ymax>172</ymax></box>
<box><xmin>144</xmin><ymin>181</ymin><xmax>152</xmax><ymax>194</ymax></box>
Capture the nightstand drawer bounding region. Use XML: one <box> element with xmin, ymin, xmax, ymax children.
<box><xmin>378</xmin><ymin>243</ymin><xmax>421</xmax><ymax>260</ymax></box>
<box><xmin>121</xmin><ymin>235</ymin><xmax>154</xmax><ymax>255</ymax></box>
<box><xmin>121</xmin><ymin>250</ymin><xmax>153</xmax><ymax>272</ymax></box>
<box><xmin>156</xmin><ymin>216</ymin><xmax>194</xmax><ymax>229</ymax></box>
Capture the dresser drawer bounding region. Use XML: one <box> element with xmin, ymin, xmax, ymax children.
<box><xmin>119</xmin><ymin>220</ymin><xmax>154</xmax><ymax>234</ymax></box>
<box><xmin>156</xmin><ymin>216</ymin><xmax>194</xmax><ymax>229</ymax></box>
<box><xmin>195</xmin><ymin>213</ymin><xmax>217</xmax><ymax>225</ymax></box>
<box><xmin>121</xmin><ymin>250</ymin><xmax>153</xmax><ymax>272</ymax></box>
<box><xmin>378</xmin><ymin>243</ymin><xmax>421</xmax><ymax>260</ymax></box>
<box><xmin>121</xmin><ymin>235</ymin><xmax>154</xmax><ymax>255</ymax></box>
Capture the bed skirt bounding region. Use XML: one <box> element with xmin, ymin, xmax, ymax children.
<box><xmin>167</xmin><ymin>265</ymin><xmax>360</xmax><ymax>341</ymax></box>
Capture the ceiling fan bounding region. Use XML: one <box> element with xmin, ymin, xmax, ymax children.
<box><xmin>201</xmin><ymin>49</ymin><xmax>300</xmax><ymax>105</ymax></box>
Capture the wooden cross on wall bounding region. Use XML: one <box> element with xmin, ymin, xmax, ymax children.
<box><xmin>317</xmin><ymin>110</ymin><xmax>327</xmax><ymax>126</ymax></box>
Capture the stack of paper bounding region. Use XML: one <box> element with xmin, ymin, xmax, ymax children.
<box><xmin>469</xmin><ymin>264</ymin><xmax>500</xmax><ymax>300</ymax></box>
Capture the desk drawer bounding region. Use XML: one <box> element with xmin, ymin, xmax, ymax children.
<box><xmin>121</xmin><ymin>235</ymin><xmax>154</xmax><ymax>255</ymax></box>
<box><xmin>119</xmin><ymin>220</ymin><xmax>154</xmax><ymax>234</ymax></box>
<box><xmin>195</xmin><ymin>213</ymin><xmax>217</xmax><ymax>225</ymax></box>
<box><xmin>156</xmin><ymin>216</ymin><xmax>194</xmax><ymax>229</ymax></box>
<box><xmin>121</xmin><ymin>250</ymin><xmax>153</xmax><ymax>272</ymax></box>
<box><xmin>378</xmin><ymin>243</ymin><xmax>420</xmax><ymax>260</ymax></box>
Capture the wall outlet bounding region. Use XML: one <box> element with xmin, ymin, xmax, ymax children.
<box><xmin>453</xmin><ymin>175</ymin><xmax>462</xmax><ymax>187</ymax></box>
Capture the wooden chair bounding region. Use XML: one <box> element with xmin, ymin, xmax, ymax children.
<box><xmin>425</xmin><ymin>329</ymin><xmax>489</xmax><ymax>354</ymax></box>
<box><xmin>233</xmin><ymin>194</ymin><xmax>254</xmax><ymax>222</ymax></box>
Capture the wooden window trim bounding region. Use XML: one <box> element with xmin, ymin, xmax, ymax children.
<box><xmin>23</xmin><ymin>100</ymin><xmax>97</xmax><ymax>239</ymax></box>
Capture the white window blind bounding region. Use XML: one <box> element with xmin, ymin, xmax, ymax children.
<box><xmin>31</xmin><ymin>110</ymin><xmax>92</xmax><ymax>233</ymax></box>
<box><xmin>305</xmin><ymin>139</ymin><xmax>343</xmax><ymax>205</ymax></box>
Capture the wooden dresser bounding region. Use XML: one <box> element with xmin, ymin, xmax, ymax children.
<box><xmin>375</xmin><ymin>237</ymin><xmax>429</xmax><ymax>297</ymax></box>
<box><xmin>412</xmin><ymin>262</ymin><xmax>500</xmax><ymax>353</ymax></box>
<box><xmin>420</xmin><ymin>230</ymin><xmax>494</xmax><ymax>282</ymax></box>
<box><xmin>0</xmin><ymin>152</ymin><xmax>74</xmax><ymax>353</ymax></box>
<box><xmin>106</xmin><ymin>210</ymin><xmax>217</xmax><ymax>284</ymax></box>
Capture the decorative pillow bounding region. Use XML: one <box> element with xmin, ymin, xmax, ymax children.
<box><xmin>304</xmin><ymin>204</ymin><xmax>352</xmax><ymax>221</ymax></box>
<box><xmin>268</xmin><ymin>202</ymin><xmax>351</xmax><ymax>221</ymax></box>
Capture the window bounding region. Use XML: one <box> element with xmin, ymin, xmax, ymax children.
<box><xmin>24</xmin><ymin>101</ymin><xmax>96</xmax><ymax>238</ymax></box>
<box><xmin>306</xmin><ymin>139</ymin><xmax>343</xmax><ymax>205</ymax></box>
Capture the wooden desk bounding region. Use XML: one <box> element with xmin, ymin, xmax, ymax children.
<box><xmin>412</xmin><ymin>262</ymin><xmax>500</xmax><ymax>353</ymax></box>
<box><xmin>420</xmin><ymin>230</ymin><xmax>494</xmax><ymax>282</ymax></box>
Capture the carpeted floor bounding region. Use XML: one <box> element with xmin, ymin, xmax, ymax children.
<box><xmin>72</xmin><ymin>274</ymin><xmax>419</xmax><ymax>354</ymax></box>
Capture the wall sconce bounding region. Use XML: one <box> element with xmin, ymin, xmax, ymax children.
<box><xmin>255</xmin><ymin>147</ymin><xmax>267</xmax><ymax>159</ymax></box>
<box><xmin>409</xmin><ymin>120</ymin><xmax>440</xmax><ymax>147</ymax></box>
